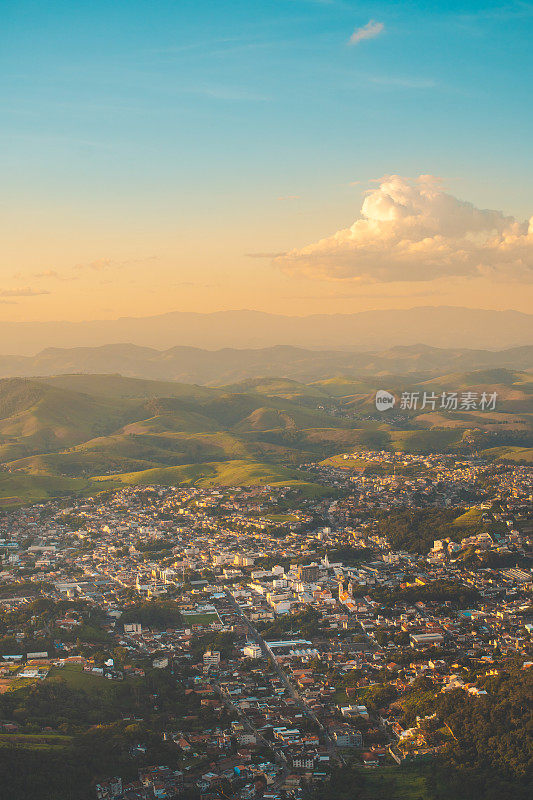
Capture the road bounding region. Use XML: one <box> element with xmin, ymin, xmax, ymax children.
<box><xmin>225</xmin><ymin>592</ymin><xmax>343</xmax><ymax>764</ymax></box>
<box><xmin>211</xmin><ymin>679</ymin><xmax>291</xmax><ymax>792</ymax></box>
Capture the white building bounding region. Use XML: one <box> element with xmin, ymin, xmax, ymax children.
<box><xmin>243</xmin><ymin>644</ymin><xmax>262</xmax><ymax>659</ymax></box>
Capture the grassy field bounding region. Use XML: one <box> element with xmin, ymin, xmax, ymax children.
<box><xmin>481</xmin><ymin>445</ymin><xmax>533</xmax><ymax>463</ymax></box>
<box><xmin>264</xmin><ymin>513</ymin><xmax>299</xmax><ymax>522</ymax></box>
<box><xmin>333</xmin><ymin>686</ymin><xmax>350</xmax><ymax>705</ymax></box>
<box><xmin>93</xmin><ymin>458</ymin><xmax>328</xmax><ymax>494</ymax></box>
<box><xmin>181</xmin><ymin>611</ymin><xmax>219</xmax><ymax>625</ymax></box>
<box><xmin>360</xmin><ymin>764</ymin><xmax>431</xmax><ymax>799</ymax></box>
<box><xmin>0</xmin><ymin>473</ymin><xmax>90</xmax><ymax>506</ymax></box>
<box><xmin>388</xmin><ymin>428</ymin><xmax>464</xmax><ymax>453</ymax></box>
<box><xmin>320</xmin><ymin>454</ymin><xmax>368</xmax><ymax>469</ymax></box>
<box><xmin>39</xmin><ymin>373</ymin><xmax>219</xmax><ymax>401</ymax></box>
<box><xmin>0</xmin><ymin>732</ymin><xmax>72</xmax><ymax>751</ymax></box>
<box><xmin>311</xmin><ymin>377</ymin><xmax>376</xmax><ymax>396</ymax></box>
<box><xmin>46</xmin><ymin>663</ymin><xmax>127</xmax><ymax>699</ymax></box>
<box><xmin>452</xmin><ymin>507</ymin><xmax>484</xmax><ymax>528</ymax></box>
<box><xmin>9</xmin><ymin>426</ymin><xmax>301</xmax><ymax>477</ymax></box>
<box><xmin>222</xmin><ymin>377</ymin><xmax>329</xmax><ymax>401</ymax></box>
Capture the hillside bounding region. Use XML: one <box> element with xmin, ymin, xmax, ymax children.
<box><xmin>0</xmin><ymin>369</ymin><xmax>531</xmax><ymax>505</ymax></box>
<box><xmin>92</xmin><ymin>459</ymin><xmax>327</xmax><ymax>496</ymax></box>
<box><xmin>0</xmin><ymin>378</ymin><xmax>143</xmax><ymax>463</ymax></box>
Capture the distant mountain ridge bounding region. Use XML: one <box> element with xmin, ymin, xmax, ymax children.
<box><xmin>1</xmin><ymin>306</ymin><xmax>532</xmax><ymax>355</ymax></box>
<box><xmin>0</xmin><ymin>342</ymin><xmax>531</xmax><ymax>385</ymax></box>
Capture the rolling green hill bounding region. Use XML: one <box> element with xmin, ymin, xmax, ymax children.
<box><xmin>479</xmin><ymin>445</ymin><xmax>533</xmax><ymax>463</ymax></box>
<box><xmin>221</xmin><ymin>377</ymin><xmax>329</xmax><ymax>400</ymax></box>
<box><xmin>0</xmin><ymin>473</ymin><xmax>90</xmax><ymax>506</ymax></box>
<box><xmin>92</xmin><ymin>459</ymin><xmax>327</xmax><ymax>495</ymax></box>
<box><xmin>0</xmin><ymin>369</ymin><xmax>530</xmax><ymax>506</ymax></box>
<box><xmin>0</xmin><ymin>378</ymin><xmax>142</xmax><ymax>462</ymax></box>
<box><xmin>8</xmin><ymin>429</ymin><xmax>296</xmax><ymax>478</ymax></box>
<box><xmin>36</xmin><ymin>373</ymin><xmax>219</xmax><ymax>400</ymax></box>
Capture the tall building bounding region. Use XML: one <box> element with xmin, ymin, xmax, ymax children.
<box><xmin>203</xmin><ymin>650</ymin><xmax>221</xmax><ymax>667</ymax></box>
<box><xmin>298</xmin><ymin>563</ymin><xmax>319</xmax><ymax>582</ymax></box>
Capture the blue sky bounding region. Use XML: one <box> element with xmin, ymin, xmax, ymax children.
<box><xmin>1</xmin><ymin>1</ymin><xmax>533</xmax><ymax>319</ymax></box>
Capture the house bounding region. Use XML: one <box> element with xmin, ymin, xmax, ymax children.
<box><xmin>331</xmin><ymin>727</ymin><xmax>363</xmax><ymax>748</ymax></box>
<box><xmin>341</xmin><ymin>704</ymin><xmax>369</xmax><ymax>720</ymax></box>
<box><xmin>291</xmin><ymin>751</ymin><xmax>317</xmax><ymax>770</ymax></box>
<box><xmin>409</xmin><ymin>633</ymin><xmax>444</xmax><ymax>648</ymax></box>
<box><xmin>95</xmin><ymin>777</ymin><xmax>123</xmax><ymax>799</ymax></box>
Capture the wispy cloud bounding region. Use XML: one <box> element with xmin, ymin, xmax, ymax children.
<box><xmin>75</xmin><ymin>256</ymin><xmax>157</xmax><ymax>272</ymax></box>
<box><xmin>246</xmin><ymin>252</ymin><xmax>287</xmax><ymax>259</ymax></box>
<box><xmin>0</xmin><ymin>287</ymin><xmax>50</xmax><ymax>297</ymax></box>
<box><xmin>172</xmin><ymin>281</ymin><xmax>220</xmax><ymax>288</ymax></box>
<box><xmin>284</xmin><ymin>287</ymin><xmax>444</xmax><ymax>300</ymax></box>
<box><xmin>75</xmin><ymin>258</ymin><xmax>115</xmax><ymax>272</ymax></box>
<box><xmin>349</xmin><ymin>20</ymin><xmax>384</xmax><ymax>46</ymax></box>
<box><xmin>34</xmin><ymin>269</ymin><xmax>77</xmax><ymax>281</ymax></box>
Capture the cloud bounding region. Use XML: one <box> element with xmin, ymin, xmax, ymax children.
<box><xmin>276</xmin><ymin>174</ymin><xmax>533</xmax><ymax>283</ymax></box>
<box><xmin>34</xmin><ymin>270</ymin><xmax>60</xmax><ymax>278</ymax></box>
<box><xmin>283</xmin><ymin>287</ymin><xmax>442</xmax><ymax>300</ymax></box>
<box><xmin>34</xmin><ymin>270</ymin><xmax>76</xmax><ymax>281</ymax></box>
<box><xmin>75</xmin><ymin>256</ymin><xmax>157</xmax><ymax>271</ymax></box>
<box><xmin>246</xmin><ymin>251</ymin><xmax>287</xmax><ymax>259</ymax></box>
<box><xmin>172</xmin><ymin>281</ymin><xmax>220</xmax><ymax>288</ymax></box>
<box><xmin>0</xmin><ymin>287</ymin><xmax>50</xmax><ymax>297</ymax></box>
<box><xmin>75</xmin><ymin>258</ymin><xmax>115</xmax><ymax>272</ymax></box>
<box><xmin>349</xmin><ymin>20</ymin><xmax>384</xmax><ymax>46</ymax></box>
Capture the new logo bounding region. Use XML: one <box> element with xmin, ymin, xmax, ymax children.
<box><xmin>375</xmin><ymin>390</ymin><xmax>396</xmax><ymax>411</ymax></box>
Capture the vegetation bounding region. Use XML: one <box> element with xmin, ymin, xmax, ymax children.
<box><xmin>372</xmin><ymin>580</ymin><xmax>481</xmax><ymax>608</ymax></box>
<box><xmin>0</xmin><ymin>370</ymin><xmax>530</xmax><ymax>504</ymax></box>
<box><xmin>419</xmin><ymin>661</ymin><xmax>532</xmax><ymax>800</ymax></box>
<box><xmin>377</xmin><ymin>508</ymin><xmax>488</xmax><ymax>554</ymax></box>
<box><xmin>307</xmin><ymin>763</ymin><xmax>431</xmax><ymax>800</ymax></box>
<box><xmin>120</xmin><ymin>600</ymin><xmax>183</xmax><ymax>629</ymax></box>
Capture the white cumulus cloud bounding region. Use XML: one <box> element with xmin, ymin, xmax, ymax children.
<box><xmin>349</xmin><ymin>20</ymin><xmax>384</xmax><ymax>46</ymax></box>
<box><xmin>276</xmin><ymin>175</ymin><xmax>533</xmax><ymax>283</ymax></box>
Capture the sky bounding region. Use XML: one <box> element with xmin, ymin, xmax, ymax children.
<box><xmin>1</xmin><ymin>0</ymin><xmax>533</xmax><ymax>322</ymax></box>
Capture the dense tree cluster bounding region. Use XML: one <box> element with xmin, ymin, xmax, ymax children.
<box><xmin>427</xmin><ymin>662</ymin><xmax>533</xmax><ymax>800</ymax></box>
<box><xmin>120</xmin><ymin>600</ymin><xmax>183</xmax><ymax>629</ymax></box>
<box><xmin>259</xmin><ymin>608</ymin><xmax>322</xmax><ymax>640</ymax></box>
<box><xmin>377</xmin><ymin>508</ymin><xmax>484</xmax><ymax>554</ymax></box>
<box><xmin>372</xmin><ymin>580</ymin><xmax>481</xmax><ymax>608</ymax></box>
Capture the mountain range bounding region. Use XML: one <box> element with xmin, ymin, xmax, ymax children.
<box><xmin>0</xmin><ymin>342</ymin><xmax>531</xmax><ymax>385</ymax></box>
<box><xmin>2</xmin><ymin>306</ymin><xmax>532</xmax><ymax>355</ymax></box>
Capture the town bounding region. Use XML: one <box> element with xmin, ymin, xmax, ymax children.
<box><xmin>0</xmin><ymin>451</ymin><xmax>531</xmax><ymax>800</ymax></box>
